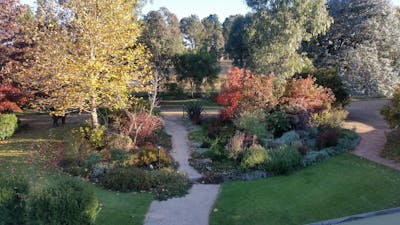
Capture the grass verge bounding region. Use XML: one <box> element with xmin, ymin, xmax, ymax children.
<box><xmin>210</xmin><ymin>153</ymin><xmax>400</xmax><ymax>225</ymax></box>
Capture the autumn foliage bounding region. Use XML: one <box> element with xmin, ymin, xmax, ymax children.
<box><xmin>217</xmin><ymin>67</ymin><xmax>335</xmax><ymax>119</ymax></box>
<box><xmin>0</xmin><ymin>84</ymin><xmax>28</xmax><ymax>113</ymax></box>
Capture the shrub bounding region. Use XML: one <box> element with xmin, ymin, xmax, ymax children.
<box><xmin>84</xmin><ymin>152</ymin><xmax>102</xmax><ymax>169</ymax></box>
<box><xmin>273</xmin><ymin>130</ymin><xmax>300</xmax><ymax>146</ymax></box>
<box><xmin>264</xmin><ymin>145</ymin><xmax>302</xmax><ymax>175</ymax></box>
<box><xmin>184</xmin><ymin>102</ymin><xmax>204</xmax><ymax>124</ymax></box>
<box><xmin>114</xmin><ymin>111</ymin><xmax>163</xmax><ymax>146</ymax></box>
<box><xmin>265</xmin><ymin>110</ymin><xmax>292</xmax><ymax>137</ymax></box>
<box><xmin>310</xmin><ymin>109</ymin><xmax>348</xmax><ymax>128</ymax></box>
<box><xmin>316</xmin><ymin>128</ymin><xmax>339</xmax><ymax>149</ymax></box>
<box><xmin>28</xmin><ymin>177</ymin><xmax>99</xmax><ymax>225</ymax></box>
<box><xmin>381</xmin><ymin>84</ymin><xmax>400</xmax><ymax>128</ymax></box>
<box><xmin>225</xmin><ymin>131</ymin><xmax>246</xmax><ymax>160</ymax></box>
<box><xmin>79</xmin><ymin>124</ymin><xmax>106</xmax><ymax>149</ymax></box>
<box><xmin>217</xmin><ymin>67</ymin><xmax>248</xmax><ymax>119</ymax></box>
<box><xmin>381</xmin><ymin>129</ymin><xmax>400</xmax><ymax>163</ymax></box>
<box><xmin>0</xmin><ymin>113</ymin><xmax>18</xmax><ymax>140</ymax></box>
<box><xmin>100</xmin><ymin>167</ymin><xmax>152</xmax><ymax>192</ymax></box>
<box><xmin>204</xmin><ymin>137</ymin><xmax>226</xmax><ymax>161</ymax></box>
<box><xmin>151</xmin><ymin>169</ymin><xmax>191</xmax><ymax>201</ymax></box>
<box><xmin>134</xmin><ymin>144</ymin><xmax>172</xmax><ymax>168</ymax></box>
<box><xmin>241</xmin><ymin>145</ymin><xmax>269</xmax><ymax>170</ymax></box>
<box><xmin>282</xmin><ymin>76</ymin><xmax>335</xmax><ymax>114</ymax></box>
<box><xmin>296</xmin><ymin>67</ymin><xmax>350</xmax><ymax>107</ymax></box>
<box><xmin>0</xmin><ymin>174</ymin><xmax>29</xmax><ymax>225</ymax></box>
<box><xmin>110</xmin><ymin>148</ymin><xmax>129</xmax><ymax>165</ymax></box>
<box><xmin>234</xmin><ymin>111</ymin><xmax>269</xmax><ymax>138</ymax></box>
<box><xmin>105</xmin><ymin>133</ymin><xmax>134</xmax><ymax>152</ymax></box>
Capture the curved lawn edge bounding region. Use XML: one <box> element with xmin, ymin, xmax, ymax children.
<box><xmin>210</xmin><ymin>153</ymin><xmax>400</xmax><ymax>225</ymax></box>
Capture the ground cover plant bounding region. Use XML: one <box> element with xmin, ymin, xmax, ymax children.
<box><xmin>210</xmin><ymin>154</ymin><xmax>400</xmax><ymax>225</ymax></box>
<box><xmin>189</xmin><ymin>67</ymin><xmax>358</xmax><ymax>182</ymax></box>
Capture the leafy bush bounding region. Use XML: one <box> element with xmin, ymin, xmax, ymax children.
<box><xmin>264</xmin><ymin>145</ymin><xmax>302</xmax><ymax>175</ymax></box>
<box><xmin>28</xmin><ymin>177</ymin><xmax>99</xmax><ymax>225</ymax></box>
<box><xmin>0</xmin><ymin>174</ymin><xmax>29</xmax><ymax>225</ymax></box>
<box><xmin>265</xmin><ymin>110</ymin><xmax>292</xmax><ymax>137</ymax></box>
<box><xmin>234</xmin><ymin>111</ymin><xmax>269</xmax><ymax>138</ymax></box>
<box><xmin>282</xmin><ymin>76</ymin><xmax>335</xmax><ymax>114</ymax></box>
<box><xmin>105</xmin><ymin>133</ymin><xmax>134</xmax><ymax>152</ymax></box>
<box><xmin>381</xmin><ymin>84</ymin><xmax>400</xmax><ymax>128</ymax></box>
<box><xmin>225</xmin><ymin>131</ymin><xmax>246</xmax><ymax>160</ymax></box>
<box><xmin>273</xmin><ymin>131</ymin><xmax>300</xmax><ymax>146</ymax></box>
<box><xmin>316</xmin><ymin>128</ymin><xmax>339</xmax><ymax>149</ymax></box>
<box><xmin>79</xmin><ymin>124</ymin><xmax>106</xmax><ymax>149</ymax></box>
<box><xmin>184</xmin><ymin>101</ymin><xmax>204</xmax><ymax>124</ymax></box>
<box><xmin>151</xmin><ymin>169</ymin><xmax>191</xmax><ymax>201</ymax></box>
<box><xmin>311</xmin><ymin>109</ymin><xmax>348</xmax><ymax>128</ymax></box>
<box><xmin>204</xmin><ymin>137</ymin><xmax>226</xmax><ymax>161</ymax></box>
<box><xmin>84</xmin><ymin>152</ymin><xmax>102</xmax><ymax>169</ymax></box>
<box><xmin>100</xmin><ymin>167</ymin><xmax>152</xmax><ymax>192</ymax></box>
<box><xmin>0</xmin><ymin>113</ymin><xmax>18</xmax><ymax>140</ymax></box>
<box><xmin>296</xmin><ymin>67</ymin><xmax>350</xmax><ymax>107</ymax></box>
<box><xmin>381</xmin><ymin>129</ymin><xmax>400</xmax><ymax>163</ymax></box>
<box><xmin>110</xmin><ymin>148</ymin><xmax>129</xmax><ymax>165</ymax></box>
<box><xmin>241</xmin><ymin>145</ymin><xmax>269</xmax><ymax>170</ymax></box>
<box><xmin>113</xmin><ymin>111</ymin><xmax>163</xmax><ymax>146</ymax></box>
<box><xmin>134</xmin><ymin>144</ymin><xmax>172</xmax><ymax>168</ymax></box>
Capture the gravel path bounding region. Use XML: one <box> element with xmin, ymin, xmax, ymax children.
<box><xmin>342</xmin><ymin>100</ymin><xmax>400</xmax><ymax>171</ymax></box>
<box><xmin>144</xmin><ymin>110</ymin><xmax>220</xmax><ymax>225</ymax></box>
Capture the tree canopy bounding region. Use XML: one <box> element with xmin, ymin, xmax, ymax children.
<box><xmin>245</xmin><ymin>0</ymin><xmax>333</xmax><ymax>77</ymax></box>
<box><xmin>305</xmin><ymin>0</ymin><xmax>400</xmax><ymax>97</ymax></box>
<box><xmin>142</xmin><ymin>7</ymin><xmax>184</xmax><ymax>76</ymax></box>
<box><xmin>21</xmin><ymin>0</ymin><xmax>152</xmax><ymax>127</ymax></box>
<box><xmin>0</xmin><ymin>0</ymin><xmax>32</xmax><ymax>113</ymax></box>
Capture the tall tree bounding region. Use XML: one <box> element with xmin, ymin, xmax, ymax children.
<box><xmin>173</xmin><ymin>50</ymin><xmax>220</xmax><ymax>97</ymax></box>
<box><xmin>304</xmin><ymin>0</ymin><xmax>400</xmax><ymax>97</ymax></box>
<box><xmin>142</xmin><ymin>7</ymin><xmax>183</xmax><ymax>75</ymax></box>
<box><xmin>21</xmin><ymin>0</ymin><xmax>152</xmax><ymax>128</ymax></box>
<box><xmin>245</xmin><ymin>0</ymin><xmax>333</xmax><ymax>77</ymax></box>
<box><xmin>179</xmin><ymin>15</ymin><xmax>206</xmax><ymax>50</ymax></box>
<box><xmin>225</xmin><ymin>15</ymin><xmax>252</xmax><ymax>68</ymax></box>
<box><xmin>201</xmin><ymin>14</ymin><xmax>224</xmax><ymax>58</ymax></box>
<box><xmin>0</xmin><ymin>0</ymin><xmax>32</xmax><ymax>112</ymax></box>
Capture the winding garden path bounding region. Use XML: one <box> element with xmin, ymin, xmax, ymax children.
<box><xmin>343</xmin><ymin>100</ymin><xmax>400</xmax><ymax>171</ymax></box>
<box><xmin>144</xmin><ymin>110</ymin><xmax>220</xmax><ymax>225</ymax></box>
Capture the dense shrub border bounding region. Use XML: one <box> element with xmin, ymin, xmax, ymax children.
<box><xmin>0</xmin><ymin>174</ymin><xmax>99</xmax><ymax>225</ymax></box>
<box><xmin>188</xmin><ymin>119</ymin><xmax>360</xmax><ymax>183</ymax></box>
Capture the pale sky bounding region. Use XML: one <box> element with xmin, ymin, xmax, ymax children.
<box><xmin>20</xmin><ymin>0</ymin><xmax>400</xmax><ymax>22</ymax></box>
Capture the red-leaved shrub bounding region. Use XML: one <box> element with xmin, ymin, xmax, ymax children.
<box><xmin>121</xmin><ymin>111</ymin><xmax>163</xmax><ymax>146</ymax></box>
<box><xmin>217</xmin><ymin>67</ymin><xmax>249</xmax><ymax>120</ymax></box>
<box><xmin>0</xmin><ymin>84</ymin><xmax>27</xmax><ymax>113</ymax></box>
<box><xmin>282</xmin><ymin>76</ymin><xmax>335</xmax><ymax>114</ymax></box>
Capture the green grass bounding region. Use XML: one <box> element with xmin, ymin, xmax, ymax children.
<box><xmin>0</xmin><ymin>115</ymin><xmax>153</xmax><ymax>225</ymax></box>
<box><xmin>210</xmin><ymin>154</ymin><xmax>400</xmax><ymax>225</ymax></box>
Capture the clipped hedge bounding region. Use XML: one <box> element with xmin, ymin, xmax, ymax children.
<box><xmin>28</xmin><ymin>177</ymin><xmax>99</xmax><ymax>225</ymax></box>
<box><xmin>0</xmin><ymin>114</ymin><xmax>18</xmax><ymax>140</ymax></box>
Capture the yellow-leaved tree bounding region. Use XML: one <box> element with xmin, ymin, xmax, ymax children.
<box><xmin>22</xmin><ymin>0</ymin><xmax>152</xmax><ymax>128</ymax></box>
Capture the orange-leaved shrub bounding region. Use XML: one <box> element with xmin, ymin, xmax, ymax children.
<box><xmin>217</xmin><ymin>67</ymin><xmax>335</xmax><ymax>120</ymax></box>
<box><xmin>282</xmin><ymin>76</ymin><xmax>335</xmax><ymax>114</ymax></box>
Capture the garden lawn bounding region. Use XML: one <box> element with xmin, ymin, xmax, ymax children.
<box><xmin>210</xmin><ymin>153</ymin><xmax>400</xmax><ymax>225</ymax></box>
<box><xmin>0</xmin><ymin>114</ymin><xmax>153</xmax><ymax>225</ymax></box>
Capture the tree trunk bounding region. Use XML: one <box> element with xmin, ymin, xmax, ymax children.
<box><xmin>91</xmin><ymin>108</ymin><xmax>99</xmax><ymax>129</ymax></box>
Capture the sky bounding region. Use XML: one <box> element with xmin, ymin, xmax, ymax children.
<box><xmin>20</xmin><ymin>0</ymin><xmax>400</xmax><ymax>22</ymax></box>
